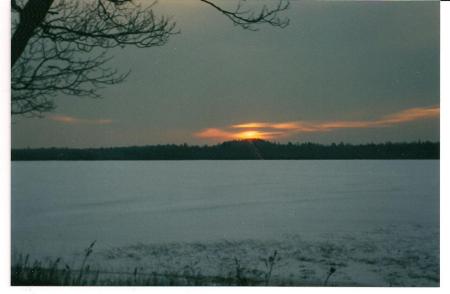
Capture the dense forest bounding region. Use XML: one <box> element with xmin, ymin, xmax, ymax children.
<box><xmin>12</xmin><ymin>140</ymin><xmax>439</xmax><ymax>160</ymax></box>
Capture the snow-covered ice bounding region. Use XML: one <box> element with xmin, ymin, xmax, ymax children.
<box><xmin>11</xmin><ymin>160</ymin><xmax>439</xmax><ymax>286</ymax></box>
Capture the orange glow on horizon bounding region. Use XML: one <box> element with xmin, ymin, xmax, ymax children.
<box><xmin>237</xmin><ymin>130</ymin><xmax>260</xmax><ymax>140</ymax></box>
<box><xmin>195</xmin><ymin>128</ymin><xmax>280</xmax><ymax>141</ymax></box>
<box><xmin>236</xmin><ymin>130</ymin><xmax>269</xmax><ymax>140</ymax></box>
<box><xmin>49</xmin><ymin>115</ymin><xmax>113</xmax><ymax>125</ymax></box>
<box><xmin>194</xmin><ymin>105</ymin><xmax>439</xmax><ymax>142</ymax></box>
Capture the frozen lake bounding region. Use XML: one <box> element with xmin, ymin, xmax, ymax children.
<box><xmin>12</xmin><ymin>160</ymin><xmax>439</xmax><ymax>257</ymax></box>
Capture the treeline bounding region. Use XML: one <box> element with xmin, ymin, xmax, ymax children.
<box><xmin>11</xmin><ymin>140</ymin><xmax>439</xmax><ymax>160</ymax></box>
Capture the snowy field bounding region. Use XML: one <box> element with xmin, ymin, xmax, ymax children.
<box><xmin>11</xmin><ymin>160</ymin><xmax>439</xmax><ymax>286</ymax></box>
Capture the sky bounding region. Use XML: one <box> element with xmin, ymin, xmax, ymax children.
<box><xmin>11</xmin><ymin>0</ymin><xmax>440</xmax><ymax>148</ymax></box>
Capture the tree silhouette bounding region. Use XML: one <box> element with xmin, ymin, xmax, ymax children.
<box><xmin>11</xmin><ymin>0</ymin><xmax>289</xmax><ymax>116</ymax></box>
<box><xmin>11</xmin><ymin>140</ymin><xmax>440</xmax><ymax>160</ymax></box>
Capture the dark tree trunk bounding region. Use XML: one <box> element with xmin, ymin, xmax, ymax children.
<box><xmin>11</xmin><ymin>0</ymin><xmax>54</xmax><ymax>67</ymax></box>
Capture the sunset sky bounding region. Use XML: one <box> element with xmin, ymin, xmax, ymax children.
<box><xmin>12</xmin><ymin>0</ymin><xmax>439</xmax><ymax>148</ymax></box>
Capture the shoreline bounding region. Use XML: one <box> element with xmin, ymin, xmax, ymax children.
<box><xmin>12</xmin><ymin>225</ymin><xmax>439</xmax><ymax>286</ymax></box>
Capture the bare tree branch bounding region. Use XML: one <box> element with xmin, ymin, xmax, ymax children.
<box><xmin>200</xmin><ymin>0</ymin><xmax>289</xmax><ymax>30</ymax></box>
<box><xmin>11</xmin><ymin>0</ymin><xmax>176</xmax><ymax>116</ymax></box>
<box><xmin>11</xmin><ymin>36</ymin><xmax>128</xmax><ymax>116</ymax></box>
<box><xmin>11</xmin><ymin>0</ymin><xmax>290</xmax><ymax>116</ymax></box>
<box><xmin>39</xmin><ymin>0</ymin><xmax>177</xmax><ymax>51</ymax></box>
<box><xmin>11</xmin><ymin>0</ymin><xmax>23</xmax><ymax>13</ymax></box>
<box><xmin>11</xmin><ymin>0</ymin><xmax>55</xmax><ymax>67</ymax></box>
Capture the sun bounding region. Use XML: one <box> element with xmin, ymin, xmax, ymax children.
<box><xmin>236</xmin><ymin>130</ymin><xmax>263</xmax><ymax>140</ymax></box>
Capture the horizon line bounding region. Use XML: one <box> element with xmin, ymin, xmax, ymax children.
<box><xmin>11</xmin><ymin>139</ymin><xmax>440</xmax><ymax>150</ymax></box>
